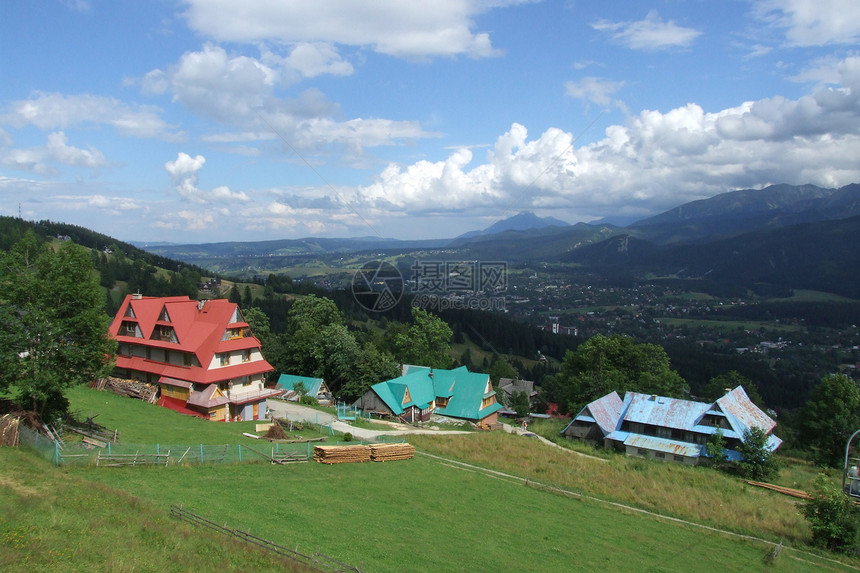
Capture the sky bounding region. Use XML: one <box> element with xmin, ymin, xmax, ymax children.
<box><xmin>2</xmin><ymin>1</ymin><xmax>860</xmax><ymax>244</ymax></box>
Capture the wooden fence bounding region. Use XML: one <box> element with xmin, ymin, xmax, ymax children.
<box><xmin>169</xmin><ymin>504</ymin><xmax>362</xmax><ymax>573</ymax></box>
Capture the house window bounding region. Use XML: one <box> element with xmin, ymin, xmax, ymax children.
<box><xmin>674</xmin><ymin>455</ymin><xmax>685</xmax><ymax>462</ymax></box>
<box><xmin>121</xmin><ymin>321</ymin><xmax>141</xmax><ymax>337</ymax></box>
<box><xmin>184</xmin><ymin>352</ymin><xmax>192</xmax><ymax>367</ymax></box>
<box><xmin>219</xmin><ymin>353</ymin><xmax>230</xmax><ymax>366</ymax></box>
<box><xmin>436</xmin><ymin>397</ymin><xmax>449</xmax><ymax>408</ymax></box>
<box><xmin>637</xmin><ymin>448</ymin><xmax>648</xmax><ymax>456</ymax></box>
<box><xmin>656</xmin><ymin>427</ymin><xmax>672</xmax><ymax>439</ymax></box>
<box><xmin>242</xmin><ymin>349</ymin><xmax>251</xmax><ymax>363</ymax></box>
<box><xmin>124</xmin><ymin>305</ymin><xmax>136</xmax><ymax>318</ymax></box>
<box><xmin>655</xmin><ymin>452</ymin><xmax>665</xmax><ymax>459</ymax></box>
<box><xmin>156</xmin><ymin>325</ymin><xmax>176</xmax><ymax>342</ymax></box>
<box><xmin>164</xmin><ymin>350</ymin><xmax>170</xmax><ymax>364</ymax></box>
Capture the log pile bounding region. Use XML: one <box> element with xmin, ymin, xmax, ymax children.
<box><xmin>370</xmin><ymin>443</ymin><xmax>414</xmax><ymax>462</ymax></box>
<box><xmin>0</xmin><ymin>414</ymin><xmax>20</xmax><ymax>447</ymax></box>
<box><xmin>97</xmin><ymin>376</ymin><xmax>159</xmax><ymax>403</ymax></box>
<box><xmin>313</xmin><ymin>444</ymin><xmax>371</xmax><ymax>464</ymax></box>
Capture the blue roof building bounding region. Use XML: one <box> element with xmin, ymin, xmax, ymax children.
<box><xmin>562</xmin><ymin>386</ymin><xmax>781</xmax><ymax>465</ymax></box>
<box><xmin>276</xmin><ymin>374</ymin><xmax>331</xmax><ymax>404</ymax></box>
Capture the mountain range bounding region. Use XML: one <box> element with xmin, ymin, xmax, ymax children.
<box><xmin>139</xmin><ymin>183</ymin><xmax>860</xmax><ymax>298</ymax></box>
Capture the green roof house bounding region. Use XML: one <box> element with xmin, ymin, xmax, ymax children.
<box><xmin>354</xmin><ymin>365</ymin><xmax>503</xmax><ymax>427</ymax></box>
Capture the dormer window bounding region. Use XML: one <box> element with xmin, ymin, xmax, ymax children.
<box><xmin>120</xmin><ymin>321</ymin><xmax>142</xmax><ymax>338</ymax></box>
<box><xmin>159</xmin><ymin>307</ymin><xmax>171</xmax><ymax>322</ymax></box>
<box><xmin>155</xmin><ymin>325</ymin><xmax>177</xmax><ymax>343</ymax></box>
<box><xmin>124</xmin><ymin>305</ymin><xmax>136</xmax><ymax>318</ymax></box>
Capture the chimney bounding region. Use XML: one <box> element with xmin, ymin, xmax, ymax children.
<box><xmin>429</xmin><ymin>367</ymin><xmax>434</xmax><ymax>379</ymax></box>
<box><xmin>132</xmin><ymin>292</ymin><xmax>143</xmax><ymax>300</ymax></box>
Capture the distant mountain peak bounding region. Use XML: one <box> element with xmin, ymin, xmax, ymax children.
<box><xmin>459</xmin><ymin>211</ymin><xmax>570</xmax><ymax>239</ymax></box>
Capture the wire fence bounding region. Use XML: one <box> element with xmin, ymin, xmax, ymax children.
<box><xmin>16</xmin><ymin>424</ymin><xmax>405</xmax><ymax>467</ymax></box>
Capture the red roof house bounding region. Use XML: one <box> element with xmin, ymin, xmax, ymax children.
<box><xmin>109</xmin><ymin>294</ymin><xmax>279</xmax><ymax>421</ymax></box>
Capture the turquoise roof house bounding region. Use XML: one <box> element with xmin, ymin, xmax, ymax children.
<box><xmin>354</xmin><ymin>365</ymin><xmax>503</xmax><ymax>427</ymax></box>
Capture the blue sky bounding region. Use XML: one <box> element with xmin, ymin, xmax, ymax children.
<box><xmin>2</xmin><ymin>0</ymin><xmax>860</xmax><ymax>243</ymax></box>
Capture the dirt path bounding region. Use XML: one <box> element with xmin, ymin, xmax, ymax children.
<box><xmin>266</xmin><ymin>399</ymin><xmax>469</xmax><ymax>441</ymax></box>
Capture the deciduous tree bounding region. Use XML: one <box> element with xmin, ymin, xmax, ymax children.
<box><xmin>802</xmin><ymin>473</ymin><xmax>859</xmax><ymax>553</ymax></box>
<box><xmin>551</xmin><ymin>334</ymin><xmax>687</xmax><ymax>414</ymax></box>
<box><xmin>736</xmin><ymin>427</ymin><xmax>779</xmax><ymax>481</ymax></box>
<box><xmin>0</xmin><ymin>234</ymin><xmax>116</xmax><ymax>419</ymax></box>
<box><xmin>388</xmin><ymin>307</ymin><xmax>453</xmax><ymax>369</ymax></box>
<box><xmin>801</xmin><ymin>373</ymin><xmax>860</xmax><ymax>467</ymax></box>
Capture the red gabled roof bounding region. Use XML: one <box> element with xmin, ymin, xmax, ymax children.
<box><xmin>109</xmin><ymin>295</ymin><xmax>273</xmax><ymax>384</ymax></box>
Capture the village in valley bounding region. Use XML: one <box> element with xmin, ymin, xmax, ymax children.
<box><xmin>5</xmin><ymin>1</ymin><xmax>860</xmax><ymax>568</ymax></box>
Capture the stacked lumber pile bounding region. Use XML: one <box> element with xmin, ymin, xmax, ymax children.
<box><xmin>0</xmin><ymin>414</ymin><xmax>20</xmax><ymax>447</ymax></box>
<box><xmin>370</xmin><ymin>443</ymin><xmax>414</xmax><ymax>462</ymax></box>
<box><xmin>313</xmin><ymin>444</ymin><xmax>371</xmax><ymax>464</ymax></box>
<box><xmin>97</xmin><ymin>376</ymin><xmax>159</xmax><ymax>403</ymax></box>
<box><xmin>746</xmin><ymin>481</ymin><xmax>811</xmax><ymax>500</ymax></box>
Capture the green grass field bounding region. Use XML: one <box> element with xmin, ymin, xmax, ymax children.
<box><xmin>2</xmin><ymin>386</ymin><xmax>859</xmax><ymax>572</ymax></box>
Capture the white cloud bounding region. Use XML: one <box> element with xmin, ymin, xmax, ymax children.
<box><xmin>164</xmin><ymin>152</ymin><xmax>251</xmax><ymax>205</ymax></box>
<box><xmin>348</xmin><ymin>56</ymin><xmax>860</xmax><ymax>223</ymax></box>
<box><xmin>755</xmin><ymin>0</ymin><xmax>860</xmax><ymax>46</ymax></box>
<box><xmin>180</xmin><ymin>0</ymin><xmax>510</xmax><ymax>58</ymax></box>
<box><xmin>2</xmin><ymin>93</ymin><xmax>182</xmax><ymax>140</ymax></box>
<box><xmin>592</xmin><ymin>10</ymin><xmax>701</xmax><ymax>51</ymax></box>
<box><xmin>283</xmin><ymin>43</ymin><xmax>354</xmax><ymax>78</ymax></box>
<box><xmin>45</xmin><ymin>132</ymin><xmax>108</xmax><ymax>169</ymax></box>
<box><xmin>143</xmin><ymin>45</ymin><xmax>438</xmax><ymax>156</ymax></box>
<box><xmin>565</xmin><ymin>76</ymin><xmax>625</xmax><ymax>107</ymax></box>
<box><xmin>0</xmin><ymin>131</ymin><xmax>108</xmax><ymax>174</ymax></box>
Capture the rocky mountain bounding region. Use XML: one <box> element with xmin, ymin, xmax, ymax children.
<box><xmin>457</xmin><ymin>211</ymin><xmax>569</xmax><ymax>239</ymax></box>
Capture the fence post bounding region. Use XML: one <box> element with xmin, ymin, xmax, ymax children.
<box><xmin>238</xmin><ymin>444</ymin><xmax>242</xmax><ymax>463</ymax></box>
<box><xmin>108</xmin><ymin>441</ymin><xmax>111</xmax><ymax>456</ymax></box>
<box><xmin>307</xmin><ymin>441</ymin><xmax>311</xmax><ymax>458</ymax></box>
<box><xmin>200</xmin><ymin>444</ymin><xmax>204</xmax><ymax>463</ymax></box>
<box><xmin>157</xmin><ymin>443</ymin><xmax>160</xmax><ymax>456</ymax></box>
<box><xmin>54</xmin><ymin>442</ymin><xmax>60</xmax><ymax>466</ymax></box>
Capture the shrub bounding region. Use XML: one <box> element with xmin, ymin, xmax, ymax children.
<box><xmin>299</xmin><ymin>394</ymin><xmax>319</xmax><ymax>406</ymax></box>
<box><xmin>342</xmin><ymin>432</ymin><xmax>353</xmax><ymax>442</ymax></box>
<box><xmin>801</xmin><ymin>473</ymin><xmax>859</xmax><ymax>553</ymax></box>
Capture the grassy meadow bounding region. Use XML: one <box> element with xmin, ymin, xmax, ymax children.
<box><xmin>1</xmin><ymin>386</ymin><xmax>858</xmax><ymax>572</ymax></box>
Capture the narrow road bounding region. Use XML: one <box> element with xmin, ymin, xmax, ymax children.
<box><xmin>266</xmin><ymin>399</ymin><xmax>470</xmax><ymax>441</ymax></box>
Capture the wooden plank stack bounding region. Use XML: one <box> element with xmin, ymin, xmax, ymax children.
<box><xmin>746</xmin><ymin>481</ymin><xmax>811</xmax><ymax>500</ymax></box>
<box><xmin>370</xmin><ymin>443</ymin><xmax>414</xmax><ymax>462</ymax></box>
<box><xmin>313</xmin><ymin>444</ymin><xmax>371</xmax><ymax>464</ymax></box>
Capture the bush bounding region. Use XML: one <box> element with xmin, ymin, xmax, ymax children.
<box><xmin>802</xmin><ymin>473</ymin><xmax>859</xmax><ymax>553</ymax></box>
<box><xmin>342</xmin><ymin>432</ymin><xmax>353</xmax><ymax>442</ymax></box>
<box><xmin>299</xmin><ymin>394</ymin><xmax>319</xmax><ymax>406</ymax></box>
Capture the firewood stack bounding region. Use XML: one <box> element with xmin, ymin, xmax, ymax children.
<box><xmin>98</xmin><ymin>376</ymin><xmax>159</xmax><ymax>403</ymax></box>
<box><xmin>313</xmin><ymin>444</ymin><xmax>371</xmax><ymax>464</ymax></box>
<box><xmin>0</xmin><ymin>414</ymin><xmax>20</xmax><ymax>447</ymax></box>
<box><xmin>370</xmin><ymin>443</ymin><xmax>415</xmax><ymax>462</ymax></box>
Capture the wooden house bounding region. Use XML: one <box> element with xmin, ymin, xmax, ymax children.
<box><xmin>562</xmin><ymin>386</ymin><xmax>781</xmax><ymax>465</ymax></box>
<box><xmin>109</xmin><ymin>294</ymin><xmax>281</xmax><ymax>421</ymax></box>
